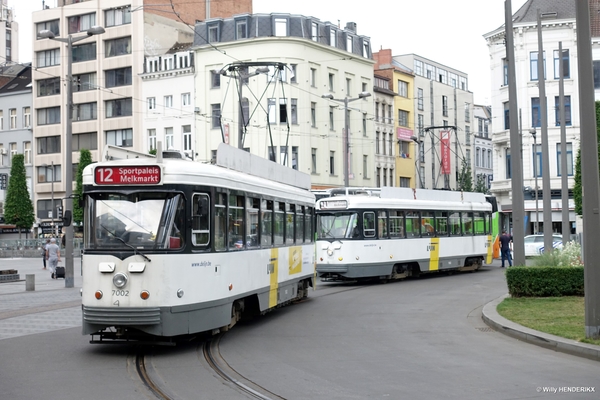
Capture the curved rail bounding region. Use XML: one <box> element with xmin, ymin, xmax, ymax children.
<box><xmin>135</xmin><ymin>353</ymin><xmax>173</xmax><ymax>400</ymax></box>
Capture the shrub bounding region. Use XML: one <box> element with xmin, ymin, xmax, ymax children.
<box><xmin>533</xmin><ymin>241</ymin><xmax>583</xmax><ymax>267</ymax></box>
<box><xmin>506</xmin><ymin>266</ymin><xmax>584</xmax><ymax>297</ymax></box>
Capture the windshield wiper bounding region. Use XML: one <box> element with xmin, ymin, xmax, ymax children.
<box><xmin>100</xmin><ymin>224</ymin><xmax>152</xmax><ymax>262</ymax></box>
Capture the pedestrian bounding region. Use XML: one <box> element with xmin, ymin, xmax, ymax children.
<box><xmin>42</xmin><ymin>239</ymin><xmax>50</xmax><ymax>269</ymax></box>
<box><xmin>46</xmin><ymin>238</ymin><xmax>61</xmax><ymax>279</ymax></box>
<box><xmin>499</xmin><ymin>230</ymin><xmax>513</xmax><ymax>268</ymax></box>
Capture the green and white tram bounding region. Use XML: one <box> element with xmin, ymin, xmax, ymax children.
<box><xmin>81</xmin><ymin>144</ymin><xmax>315</xmax><ymax>342</ymax></box>
<box><xmin>315</xmin><ymin>188</ymin><xmax>493</xmax><ymax>281</ymax></box>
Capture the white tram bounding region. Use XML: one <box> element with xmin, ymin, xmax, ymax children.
<box><xmin>315</xmin><ymin>187</ymin><xmax>493</xmax><ymax>281</ymax></box>
<box><xmin>81</xmin><ymin>144</ymin><xmax>315</xmax><ymax>342</ymax></box>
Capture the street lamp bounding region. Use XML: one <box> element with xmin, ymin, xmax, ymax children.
<box><xmin>39</xmin><ymin>26</ymin><xmax>105</xmax><ymax>288</ymax></box>
<box><xmin>411</xmin><ymin>136</ymin><xmax>423</xmax><ymax>189</ymax></box>
<box><xmin>322</xmin><ymin>91</ymin><xmax>371</xmax><ymax>187</ymax></box>
<box><xmin>529</xmin><ymin>128</ymin><xmax>540</xmax><ymax>234</ymax></box>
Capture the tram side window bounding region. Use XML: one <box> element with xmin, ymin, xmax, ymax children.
<box><xmin>215</xmin><ymin>193</ymin><xmax>227</xmax><ymax>251</ymax></box>
<box><xmin>406</xmin><ymin>211</ymin><xmax>420</xmax><ymax>238</ymax></box>
<box><xmin>389</xmin><ymin>210</ymin><xmax>405</xmax><ymax>238</ymax></box>
<box><xmin>274</xmin><ymin>202</ymin><xmax>285</xmax><ymax>245</ymax></box>
<box><xmin>462</xmin><ymin>212</ymin><xmax>474</xmax><ymax>235</ymax></box>
<box><xmin>286</xmin><ymin>204</ymin><xmax>295</xmax><ymax>244</ymax></box>
<box><xmin>473</xmin><ymin>211</ymin><xmax>485</xmax><ymax>235</ymax></box>
<box><xmin>421</xmin><ymin>211</ymin><xmax>435</xmax><ymax>236</ymax></box>
<box><xmin>304</xmin><ymin>207</ymin><xmax>313</xmax><ymax>242</ymax></box>
<box><xmin>228</xmin><ymin>195</ymin><xmax>244</xmax><ymax>250</ymax></box>
<box><xmin>169</xmin><ymin>196</ymin><xmax>185</xmax><ymax>248</ymax></box>
<box><xmin>192</xmin><ymin>193</ymin><xmax>210</xmax><ymax>246</ymax></box>
<box><xmin>246</xmin><ymin>197</ymin><xmax>260</xmax><ymax>248</ymax></box>
<box><xmin>435</xmin><ymin>211</ymin><xmax>448</xmax><ymax>236</ymax></box>
<box><xmin>449</xmin><ymin>212</ymin><xmax>461</xmax><ymax>236</ymax></box>
<box><xmin>262</xmin><ymin>200</ymin><xmax>273</xmax><ymax>246</ymax></box>
<box><xmin>295</xmin><ymin>206</ymin><xmax>304</xmax><ymax>243</ymax></box>
<box><xmin>378</xmin><ymin>211</ymin><xmax>388</xmax><ymax>238</ymax></box>
<box><xmin>363</xmin><ymin>211</ymin><xmax>376</xmax><ymax>238</ymax></box>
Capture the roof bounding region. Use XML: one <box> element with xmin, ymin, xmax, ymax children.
<box><xmin>512</xmin><ymin>0</ymin><xmax>575</xmax><ymax>24</ymax></box>
<box><xmin>0</xmin><ymin>63</ymin><xmax>32</xmax><ymax>93</ymax></box>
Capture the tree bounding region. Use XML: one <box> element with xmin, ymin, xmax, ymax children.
<box><xmin>457</xmin><ymin>159</ymin><xmax>473</xmax><ymax>192</ymax></box>
<box><xmin>573</xmin><ymin>100</ymin><xmax>600</xmax><ymax>215</ymax></box>
<box><xmin>4</xmin><ymin>154</ymin><xmax>34</xmax><ymax>238</ymax></box>
<box><xmin>474</xmin><ymin>174</ymin><xmax>489</xmax><ymax>194</ymax></box>
<box><xmin>73</xmin><ymin>149</ymin><xmax>93</xmax><ymax>225</ymax></box>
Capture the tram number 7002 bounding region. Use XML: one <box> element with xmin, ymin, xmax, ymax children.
<box><xmin>112</xmin><ymin>290</ymin><xmax>129</xmax><ymax>297</ymax></box>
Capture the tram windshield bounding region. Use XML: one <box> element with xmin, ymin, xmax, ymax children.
<box><xmin>317</xmin><ymin>212</ymin><xmax>359</xmax><ymax>239</ymax></box>
<box><xmin>84</xmin><ymin>192</ymin><xmax>184</xmax><ymax>250</ymax></box>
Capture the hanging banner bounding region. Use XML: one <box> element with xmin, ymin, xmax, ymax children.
<box><xmin>440</xmin><ymin>130</ymin><xmax>451</xmax><ymax>175</ymax></box>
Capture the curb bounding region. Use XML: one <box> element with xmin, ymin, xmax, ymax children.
<box><xmin>482</xmin><ymin>294</ymin><xmax>600</xmax><ymax>362</ymax></box>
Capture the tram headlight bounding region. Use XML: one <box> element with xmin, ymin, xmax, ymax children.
<box><xmin>113</xmin><ymin>272</ymin><xmax>128</xmax><ymax>288</ymax></box>
<box><xmin>327</xmin><ymin>249</ymin><xmax>334</xmax><ymax>256</ymax></box>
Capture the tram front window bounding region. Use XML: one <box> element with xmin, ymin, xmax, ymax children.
<box><xmin>317</xmin><ymin>212</ymin><xmax>358</xmax><ymax>239</ymax></box>
<box><xmin>85</xmin><ymin>192</ymin><xmax>183</xmax><ymax>250</ymax></box>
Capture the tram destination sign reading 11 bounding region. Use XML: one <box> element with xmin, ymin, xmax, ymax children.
<box><xmin>94</xmin><ymin>166</ymin><xmax>162</xmax><ymax>185</ymax></box>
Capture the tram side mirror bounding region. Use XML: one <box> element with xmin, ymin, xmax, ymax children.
<box><xmin>196</xmin><ymin>197</ymin><xmax>209</xmax><ymax>217</ymax></box>
<box><xmin>62</xmin><ymin>210</ymin><xmax>72</xmax><ymax>227</ymax></box>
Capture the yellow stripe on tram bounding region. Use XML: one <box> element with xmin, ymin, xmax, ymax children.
<box><xmin>429</xmin><ymin>237</ymin><xmax>440</xmax><ymax>271</ymax></box>
<box><xmin>269</xmin><ymin>248</ymin><xmax>279</xmax><ymax>308</ymax></box>
<box><xmin>486</xmin><ymin>234</ymin><xmax>493</xmax><ymax>264</ymax></box>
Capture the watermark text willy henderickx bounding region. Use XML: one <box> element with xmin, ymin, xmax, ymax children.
<box><xmin>536</xmin><ymin>387</ymin><xmax>595</xmax><ymax>394</ymax></box>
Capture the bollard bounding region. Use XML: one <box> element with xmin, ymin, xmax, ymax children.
<box><xmin>25</xmin><ymin>274</ymin><xmax>35</xmax><ymax>291</ymax></box>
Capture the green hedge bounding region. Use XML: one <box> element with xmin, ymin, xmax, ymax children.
<box><xmin>506</xmin><ymin>266</ymin><xmax>584</xmax><ymax>297</ymax></box>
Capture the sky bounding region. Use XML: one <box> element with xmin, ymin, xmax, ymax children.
<box><xmin>12</xmin><ymin>0</ymin><xmax>529</xmax><ymax>105</ymax></box>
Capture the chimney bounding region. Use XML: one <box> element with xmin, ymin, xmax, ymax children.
<box><xmin>345</xmin><ymin>22</ymin><xmax>357</xmax><ymax>33</ymax></box>
<box><xmin>373</xmin><ymin>49</ymin><xmax>392</xmax><ymax>69</ymax></box>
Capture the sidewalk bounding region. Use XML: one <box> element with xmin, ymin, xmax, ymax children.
<box><xmin>0</xmin><ymin>257</ymin><xmax>82</xmax><ymax>340</ymax></box>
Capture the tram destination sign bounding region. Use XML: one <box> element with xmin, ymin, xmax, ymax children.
<box><xmin>94</xmin><ymin>166</ymin><xmax>162</xmax><ymax>185</ymax></box>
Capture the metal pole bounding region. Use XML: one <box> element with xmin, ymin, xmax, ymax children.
<box><xmin>505</xmin><ymin>0</ymin><xmax>526</xmax><ymax>265</ymax></box>
<box><xmin>537</xmin><ymin>11</ymin><xmax>552</xmax><ymax>251</ymax></box>
<box><xmin>575</xmin><ymin>0</ymin><xmax>600</xmax><ymax>339</ymax></box>
<box><xmin>533</xmin><ymin>133</ymin><xmax>539</xmax><ymax>234</ymax></box>
<box><xmin>238</xmin><ymin>71</ymin><xmax>244</xmax><ymax>149</ymax></box>
<box><xmin>558</xmin><ymin>42</ymin><xmax>569</xmax><ymax>245</ymax></box>
<box><xmin>343</xmin><ymin>97</ymin><xmax>349</xmax><ymax>187</ymax></box>
<box><xmin>51</xmin><ymin>161</ymin><xmax>54</xmax><ymax>238</ymax></box>
<box><xmin>64</xmin><ymin>35</ymin><xmax>74</xmax><ymax>288</ymax></box>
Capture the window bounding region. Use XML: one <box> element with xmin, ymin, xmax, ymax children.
<box><xmin>417</xmin><ymin>88</ymin><xmax>424</xmax><ymax>110</ymax></box>
<box><xmin>375</xmin><ymin>102</ymin><xmax>379</xmax><ymax>121</ymax></box>
<box><xmin>291</xmin><ymin>99</ymin><xmax>298</xmax><ymax>124</ymax></box>
<box><xmin>442</xmin><ymin>96</ymin><xmax>448</xmax><ymax>117</ymax></box>
<box><xmin>465</xmin><ymin>103</ymin><xmax>470</xmax><ymax>122</ymax></box>
<box><xmin>311</xmin><ymin>102</ymin><xmax>316</xmax><ymax>127</ymax></box>
<box><xmin>330</xmin><ymin>28</ymin><xmax>337</xmax><ymax>46</ymax></box>
<box><xmin>506</xmin><ymin>148</ymin><xmax>511</xmax><ymax>179</ymax></box>
<box><xmin>400</xmin><ymin>177</ymin><xmax>410</xmax><ymax>188</ymax></box>
<box><xmin>182</xmin><ymin>93</ymin><xmax>191</xmax><ymax>106</ymax></box>
<box><xmin>71</xmin><ymin>132</ymin><xmax>97</xmax><ymax>151</ymax></box>
<box><xmin>23</xmin><ymin>107</ymin><xmax>31</xmax><ymax>129</ymax></box>
<box><xmin>280</xmin><ymin>146</ymin><xmax>288</xmax><ymax>166</ymax></box>
<box><xmin>557</xmin><ymin>143</ymin><xmax>574</xmax><ymax>176</ymax></box>
<box><xmin>105</xmin><ymin>67</ymin><xmax>132</xmax><ymax>87</ymax></box>
<box><xmin>502</xmin><ymin>58</ymin><xmax>509</xmax><ymax>86</ymax></box>
<box><xmin>37</xmin><ymin>136</ymin><xmax>61</xmax><ymax>154</ymax></box>
<box><xmin>106</xmin><ymin>129</ymin><xmax>133</xmax><ymax>147</ymax></box>
<box><xmin>398</xmin><ymin>110</ymin><xmax>408</xmax><ymax>127</ymax></box>
<box><xmin>531</xmin><ymin>97</ymin><xmax>541</xmax><ymax>128</ymax></box>
<box><xmin>398</xmin><ymin>80</ymin><xmax>408</xmax><ymax>97</ymax></box>
<box><xmin>329</xmin><ymin>151</ymin><xmax>335</xmax><ymax>175</ymax></box>
<box><xmin>346</xmin><ymin>77</ymin><xmax>351</xmax><ymax>96</ymax></box>
<box><xmin>105</xmin><ymin>6</ymin><xmax>131</xmax><ymax>27</ymax></box>
<box><xmin>311</xmin><ymin>148</ymin><xmax>317</xmax><ymax>173</ymax></box>
<box><xmin>192</xmin><ymin>193</ymin><xmax>210</xmax><ymax>246</ymax></box>
<box><xmin>36</xmin><ymin>20</ymin><xmax>59</xmax><ymax>38</ymax></box>
<box><xmin>363</xmin><ymin>113</ymin><xmax>367</xmax><ymax>136</ymax></box>
<box><xmin>279</xmin><ymin>99</ymin><xmax>288</xmax><ymax>123</ymax></box>
<box><xmin>24</xmin><ymin>142</ymin><xmax>31</xmax><ymax>164</ymax></box>
<box><xmin>105</xmin><ymin>98</ymin><xmax>132</xmax><ymax>118</ymax></box>
<box><xmin>329</xmin><ymin>106</ymin><xmax>335</xmax><ymax>130</ymax></box>
<box><xmin>310</xmin><ymin>68</ymin><xmax>316</xmax><ymax>87</ymax></box>
<box><xmin>418</xmin><ymin>114</ymin><xmax>424</xmax><ymax>136</ymax></box>
<box><xmin>0</xmin><ymin>110</ymin><xmax>3</xmax><ymax>130</ymax></box>
<box><xmin>211</xmin><ymin>104</ymin><xmax>221</xmax><ymax>128</ymax></box>
<box><xmin>311</xmin><ymin>22</ymin><xmax>319</xmax><ymax>42</ymax></box>
<box><xmin>68</xmin><ymin>13</ymin><xmax>96</xmax><ymax>33</ymax></box>
<box><xmin>165</xmin><ymin>127</ymin><xmax>174</xmax><ymax>149</ymax></box>
<box><xmin>182</xmin><ymin>125</ymin><xmax>192</xmax><ymax>151</ymax></box>
<box><xmin>554</xmin><ymin>49</ymin><xmax>570</xmax><ymax>79</ymax></box>
<box><xmin>362</xmin><ymin>41</ymin><xmax>370</xmax><ymax>58</ymax></box>
<box><xmin>274</xmin><ymin>18</ymin><xmax>287</xmax><ymax>36</ymax></box>
<box><xmin>147</xmin><ymin>97</ymin><xmax>156</xmax><ymax>111</ymax></box>
<box><xmin>37</xmin><ymin>164</ymin><xmax>61</xmax><ymax>183</ymax></box>
<box><xmin>363</xmin><ymin>155</ymin><xmax>368</xmax><ymax>178</ymax></box>
<box><xmin>211</xmin><ymin>70</ymin><xmax>221</xmax><ymax>88</ymax></box>
<box><xmin>73</xmin><ymin>102</ymin><xmax>97</xmax><ymax>121</ymax></box>
<box><xmin>164</xmin><ymin>95</ymin><xmax>173</xmax><ymax>109</ymax></box>
<box><xmin>208</xmin><ymin>25</ymin><xmax>219</xmax><ymax>42</ymax></box>
<box><xmin>503</xmin><ymin>102</ymin><xmax>510</xmax><ymax>130</ymax></box>
<box><xmin>72</xmin><ymin>72</ymin><xmax>96</xmax><ymax>92</ymax></box>
<box><xmin>329</xmin><ymin>73</ymin><xmax>334</xmax><ymax>92</ymax></box>
<box><xmin>36</xmin><ymin>49</ymin><xmax>60</xmax><ymax>67</ymax></box>
<box><xmin>105</xmin><ymin>37</ymin><xmax>131</xmax><ymax>57</ymax></box>
<box><xmin>268</xmin><ymin>98</ymin><xmax>276</xmax><ymax>123</ymax></box>
<box><xmin>347</xmin><ymin>35</ymin><xmax>353</xmax><ymax>52</ymax></box>
<box><xmin>465</xmin><ymin>126</ymin><xmax>471</xmax><ymax>145</ymax></box>
<box><xmin>554</xmin><ymin>95</ymin><xmax>571</xmax><ymax>126</ymax></box>
<box><xmin>532</xmin><ymin>143</ymin><xmax>542</xmax><ymax>178</ymax></box>
<box><xmin>72</xmin><ymin>42</ymin><xmax>96</xmax><ymax>62</ymax></box>
<box><xmin>38</xmin><ymin>77</ymin><xmax>61</xmax><ymax>96</ymax></box>
<box><xmin>530</xmin><ymin>51</ymin><xmax>546</xmax><ymax>81</ymax></box>
<box><xmin>37</xmin><ymin>107</ymin><xmax>61</xmax><ymax>125</ymax></box>
<box><xmin>148</xmin><ymin>129</ymin><xmax>156</xmax><ymax>151</ymax></box>
<box><xmin>476</xmin><ymin>148</ymin><xmax>480</xmax><ymax>167</ymax></box>
<box><xmin>236</xmin><ymin>19</ymin><xmax>247</xmax><ymax>39</ymax></box>
<box><xmin>268</xmin><ymin>146</ymin><xmax>276</xmax><ymax>162</ymax></box>
<box><xmin>9</xmin><ymin>109</ymin><xmax>16</xmax><ymax>129</ymax></box>
<box><xmin>290</xmin><ymin>64</ymin><xmax>297</xmax><ymax>83</ymax></box>
<box><xmin>414</xmin><ymin>60</ymin><xmax>423</xmax><ymax>76</ymax></box>
<box><xmin>292</xmin><ymin>146</ymin><xmax>299</xmax><ymax>170</ymax></box>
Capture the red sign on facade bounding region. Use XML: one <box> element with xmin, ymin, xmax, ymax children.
<box><xmin>94</xmin><ymin>166</ymin><xmax>162</xmax><ymax>185</ymax></box>
<box><xmin>440</xmin><ymin>130</ymin><xmax>451</xmax><ymax>175</ymax></box>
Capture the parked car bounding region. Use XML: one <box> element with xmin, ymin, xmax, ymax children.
<box><xmin>523</xmin><ymin>234</ymin><xmax>563</xmax><ymax>256</ymax></box>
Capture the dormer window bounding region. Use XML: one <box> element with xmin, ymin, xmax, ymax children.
<box><xmin>274</xmin><ymin>18</ymin><xmax>287</xmax><ymax>36</ymax></box>
<box><xmin>208</xmin><ymin>24</ymin><xmax>219</xmax><ymax>43</ymax></box>
<box><xmin>236</xmin><ymin>19</ymin><xmax>248</xmax><ymax>39</ymax></box>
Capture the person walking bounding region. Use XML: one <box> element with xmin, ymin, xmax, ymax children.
<box><xmin>499</xmin><ymin>230</ymin><xmax>513</xmax><ymax>268</ymax></box>
<box><xmin>42</xmin><ymin>239</ymin><xmax>50</xmax><ymax>269</ymax></box>
<box><xmin>46</xmin><ymin>238</ymin><xmax>61</xmax><ymax>279</ymax></box>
